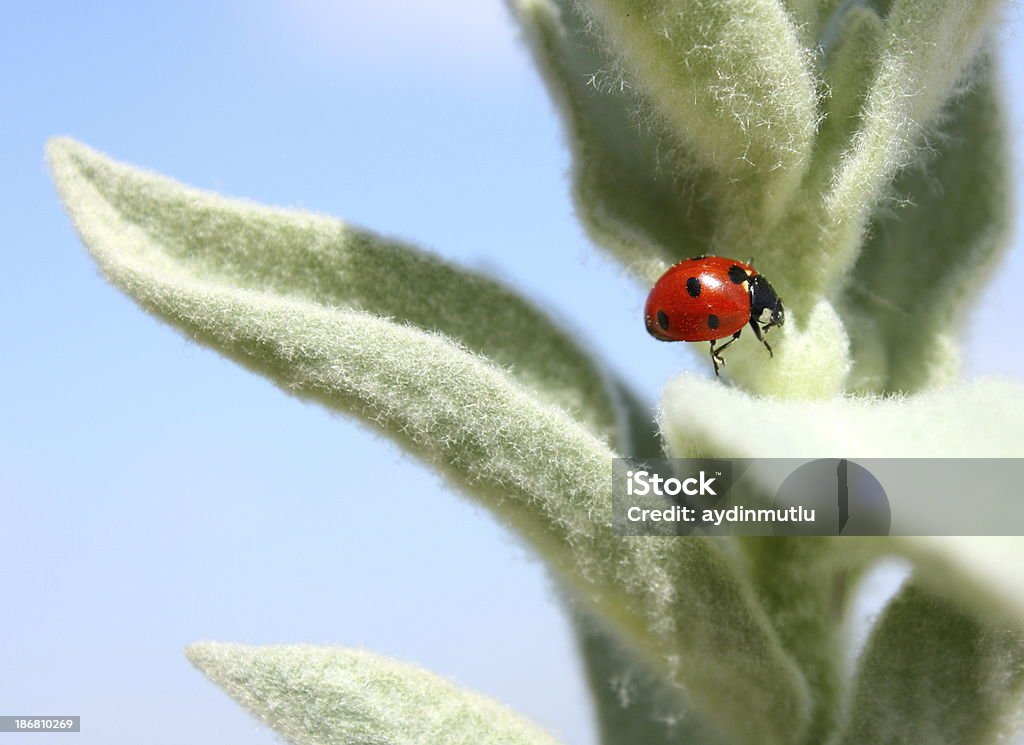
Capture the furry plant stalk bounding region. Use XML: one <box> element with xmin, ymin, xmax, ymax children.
<box><xmin>48</xmin><ymin>0</ymin><xmax>1024</xmax><ymax>743</ymax></box>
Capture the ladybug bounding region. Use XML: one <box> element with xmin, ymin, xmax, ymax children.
<box><xmin>644</xmin><ymin>256</ymin><xmax>785</xmax><ymax>375</ymax></box>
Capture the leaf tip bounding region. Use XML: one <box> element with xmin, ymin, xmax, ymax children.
<box><xmin>45</xmin><ymin>134</ymin><xmax>76</xmax><ymax>162</ymax></box>
<box><xmin>45</xmin><ymin>136</ymin><xmax>74</xmax><ymax>187</ymax></box>
<box><xmin>45</xmin><ymin>136</ymin><xmax>102</xmax><ymax>216</ymax></box>
<box><xmin>185</xmin><ymin>640</ymin><xmax>239</xmax><ymax>681</ymax></box>
<box><xmin>184</xmin><ymin>639</ymin><xmax>215</xmax><ymax>664</ymax></box>
<box><xmin>45</xmin><ymin>135</ymin><xmax>89</xmax><ymax>178</ymax></box>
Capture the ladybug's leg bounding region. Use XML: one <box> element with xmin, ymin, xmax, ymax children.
<box><xmin>709</xmin><ymin>330</ymin><xmax>742</xmax><ymax>375</ymax></box>
<box><xmin>749</xmin><ymin>318</ymin><xmax>774</xmax><ymax>358</ymax></box>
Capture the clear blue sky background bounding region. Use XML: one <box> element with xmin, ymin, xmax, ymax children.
<box><xmin>2</xmin><ymin>3</ymin><xmax>1023</xmax><ymax>744</ymax></box>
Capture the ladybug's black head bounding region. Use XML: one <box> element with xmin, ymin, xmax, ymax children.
<box><xmin>748</xmin><ymin>274</ymin><xmax>784</xmax><ymax>329</ymax></box>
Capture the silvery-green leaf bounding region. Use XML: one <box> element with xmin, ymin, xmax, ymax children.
<box><xmin>567</xmin><ymin>603</ymin><xmax>725</xmax><ymax>745</ymax></box>
<box><xmin>567</xmin><ymin>392</ymin><xmax>728</xmax><ymax>745</ymax></box>
<box><xmin>661</xmin><ymin>374</ymin><xmax>1024</xmax><ymax>460</ymax></box>
<box><xmin>46</xmin><ymin>137</ymin><xmax>623</xmax><ymax>446</ymax></box>
<box><xmin>611</xmin><ymin>380</ymin><xmax>661</xmax><ymax>458</ymax></box>
<box><xmin>662</xmin><ymin>376</ymin><xmax>1024</xmax><ymax>738</ymax></box>
<box><xmin>735</xmin><ymin>538</ymin><xmax>851</xmax><ymax>743</ymax></box>
<box><xmin>841</xmin><ymin>56</ymin><xmax>1010</xmax><ymax>393</ymax></box>
<box><xmin>824</xmin><ymin>0</ymin><xmax>1002</xmax><ymax>285</ymax></box>
<box><xmin>716</xmin><ymin>299</ymin><xmax>851</xmax><ymax>399</ymax></box>
<box><xmin>186</xmin><ymin>642</ymin><xmax>564</xmax><ymax>745</ymax></box>
<box><xmin>782</xmin><ymin>0</ymin><xmax>848</xmax><ymax>47</ymax></box>
<box><xmin>509</xmin><ymin>0</ymin><xmax>718</xmax><ymax>281</ymax></box>
<box><xmin>572</xmin><ymin>0</ymin><xmax>818</xmax><ymax>224</ymax></box>
<box><xmin>901</xmin><ymin>538</ymin><xmax>1024</xmax><ymax>626</ymax></box>
<box><xmin>753</xmin><ymin>6</ymin><xmax>883</xmax><ymax>321</ymax></box>
<box><xmin>834</xmin><ymin>583</ymin><xmax>1024</xmax><ymax>745</ymax></box>
<box><xmin>50</xmin><ymin>138</ymin><xmax>811</xmax><ymax>745</ymax></box>
<box><xmin>816</xmin><ymin>6</ymin><xmax>885</xmax><ymax>174</ymax></box>
<box><xmin>661</xmin><ymin>375</ymin><xmax>1024</xmax><ymax>623</ymax></box>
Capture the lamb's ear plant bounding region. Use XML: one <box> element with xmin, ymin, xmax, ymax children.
<box><xmin>48</xmin><ymin>0</ymin><xmax>1024</xmax><ymax>742</ymax></box>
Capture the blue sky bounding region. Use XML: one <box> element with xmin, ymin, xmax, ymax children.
<box><xmin>2</xmin><ymin>2</ymin><xmax>1023</xmax><ymax>743</ymax></box>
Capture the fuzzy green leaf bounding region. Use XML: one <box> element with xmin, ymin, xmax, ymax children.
<box><xmin>662</xmin><ymin>377</ymin><xmax>1024</xmax><ymax>738</ymax></box>
<box><xmin>51</xmin><ymin>138</ymin><xmax>811</xmax><ymax>745</ymax></box>
<box><xmin>734</xmin><ymin>538</ymin><xmax>852</xmax><ymax>744</ymax></box>
<box><xmin>841</xmin><ymin>56</ymin><xmax>1010</xmax><ymax>393</ymax></box>
<box><xmin>760</xmin><ymin>5</ymin><xmax>883</xmax><ymax>320</ymax></box>
<box><xmin>661</xmin><ymin>374</ymin><xmax>1024</xmax><ymax>460</ymax></box>
<box><xmin>509</xmin><ymin>0</ymin><xmax>718</xmax><ymax>281</ymax></box>
<box><xmin>46</xmin><ymin>137</ymin><xmax>623</xmax><ymax>446</ymax></box>
<box><xmin>817</xmin><ymin>7</ymin><xmax>885</xmax><ymax>172</ymax></box>
<box><xmin>567</xmin><ymin>603</ymin><xmax>725</xmax><ymax>745</ymax></box>
<box><xmin>900</xmin><ymin>538</ymin><xmax>1024</xmax><ymax>626</ymax></box>
<box><xmin>573</xmin><ymin>0</ymin><xmax>818</xmax><ymax>223</ymax></box>
<box><xmin>781</xmin><ymin>0</ymin><xmax>847</xmax><ymax>47</ymax></box>
<box><xmin>824</xmin><ymin>0</ymin><xmax>1002</xmax><ymax>285</ymax></box>
<box><xmin>716</xmin><ymin>299</ymin><xmax>851</xmax><ymax>399</ymax></box>
<box><xmin>661</xmin><ymin>376</ymin><xmax>1024</xmax><ymax>623</ymax></box>
<box><xmin>610</xmin><ymin>380</ymin><xmax>661</xmax><ymax>459</ymax></box>
<box><xmin>835</xmin><ymin>583</ymin><xmax>1024</xmax><ymax>745</ymax></box>
<box><xmin>186</xmin><ymin>642</ymin><xmax>564</xmax><ymax>745</ymax></box>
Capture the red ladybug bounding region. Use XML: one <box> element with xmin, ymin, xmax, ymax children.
<box><xmin>644</xmin><ymin>256</ymin><xmax>785</xmax><ymax>375</ymax></box>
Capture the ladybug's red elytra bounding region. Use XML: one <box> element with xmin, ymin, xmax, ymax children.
<box><xmin>644</xmin><ymin>256</ymin><xmax>785</xmax><ymax>376</ymax></box>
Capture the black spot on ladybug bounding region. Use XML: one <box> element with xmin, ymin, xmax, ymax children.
<box><xmin>728</xmin><ymin>265</ymin><xmax>748</xmax><ymax>284</ymax></box>
<box><xmin>657</xmin><ymin>310</ymin><xmax>670</xmax><ymax>330</ymax></box>
<box><xmin>707</xmin><ymin>314</ymin><xmax>720</xmax><ymax>330</ymax></box>
<box><xmin>686</xmin><ymin>277</ymin><xmax>701</xmax><ymax>297</ymax></box>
